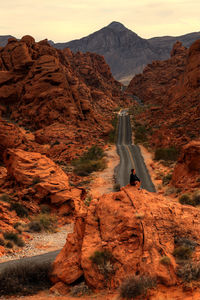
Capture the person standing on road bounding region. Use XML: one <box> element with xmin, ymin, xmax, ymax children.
<box><xmin>130</xmin><ymin>168</ymin><xmax>141</xmax><ymax>188</ymax></box>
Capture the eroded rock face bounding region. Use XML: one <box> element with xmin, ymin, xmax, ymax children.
<box><xmin>126</xmin><ymin>40</ymin><xmax>200</xmax><ymax>150</ymax></box>
<box><xmin>4</xmin><ymin>148</ymin><xmax>86</xmax><ymax>212</ymax></box>
<box><xmin>172</xmin><ymin>141</ymin><xmax>200</xmax><ymax>189</ymax></box>
<box><xmin>0</xmin><ymin>36</ymin><xmax>124</xmax><ymax>156</ymax></box>
<box><xmin>51</xmin><ymin>186</ymin><xmax>200</xmax><ymax>289</ymax></box>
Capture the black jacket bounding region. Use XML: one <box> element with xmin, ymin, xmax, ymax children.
<box><xmin>130</xmin><ymin>173</ymin><xmax>140</xmax><ymax>185</ymax></box>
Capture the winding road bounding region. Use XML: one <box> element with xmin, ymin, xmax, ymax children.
<box><xmin>117</xmin><ymin>110</ymin><xmax>156</xmax><ymax>192</ymax></box>
<box><xmin>0</xmin><ymin>109</ymin><xmax>155</xmax><ymax>274</ymax></box>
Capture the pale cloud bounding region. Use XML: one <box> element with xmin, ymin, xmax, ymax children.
<box><xmin>0</xmin><ymin>0</ymin><xmax>199</xmax><ymax>42</ymax></box>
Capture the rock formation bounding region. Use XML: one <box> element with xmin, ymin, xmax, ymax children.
<box><xmin>0</xmin><ymin>35</ymin><xmax>125</xmax><ymax>163</ymax></box>
<box><xmin>172</xmin><ymin>141</ymin><xmax>200</xmax><ymax>190</ymax></box>
<box><xmin>51</xmin><ymin>185</ymin><xmax>200</xmax><ymax>290</ymax></box>
<box><xmin>126</xmin><ymin>40</ymin><xmax>200</xmax><ymax>190</ymax></box>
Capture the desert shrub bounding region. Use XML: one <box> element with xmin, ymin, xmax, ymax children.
<box><xmin>3</xmin><ymin>232</ymin><xmax>25</xmax><ymax>247</ymax></box>
<box><xmin>10</xmin><ymin>202</ymin><xmax>29</xmax><ymax>218</ymax></box>
<box><xmin>154</xmin><ymin>147</ymin><xmax>178</xmax><ymax>161</ymax></box>
<box><xmin>0</xmin><ymin>261</ymin><xmax>52</xmax><ymax>295</ymax></box>
<box><xmin>160</xmin><ymin>256</ymin><xmax>171</xmax><ymax>265</ymax></box>
<box><xmin>40</xmin><ymin>204</ymin><xmax>51</xmax><ymax>214</ymax></box>
<box><xmin>32</xmin><ymin>176</ymin><xmax>41</xmax><ymax>185</ymax></box>
<box><xmin>162</xmin><ymin>173</ymin><xmax>172</xmax><ymax>185</ymax></box>
<box><xmin>0</xmin><ymin>237</ymin><xmax>5</xmax><ymax>246</ymax></box>
<box><xmin>5</xmin><ymin>241</ymin><xmax>14</xmax><ymax>248</ymax></box>
<box><xmin>0</xmin><ymin>193</ymin><xmax>12</xmax><ymax>203</ymax></box>
<box><xmin>70</xmin><ymin>282</ymin><xmax>92</xmax><ymax>297</ymax></box>
<box><xmin>174</xmin><ymin>237</ymin><xmax>197</xmax><ymax>250</ymax></box>
<box><xmin>72</xmin><ymin>145</ymin><xmax>106</xmax><ymax>176</ymax></box>
<box><xmin>164</xmin><ymin>187</ymin><xmax>178</xmax><ymax>196</ymax></box>
<box><xmin>28</xmin><ymin>214</ymin><xmax>57</xmax><ymax>233</ymax></box>
<box><xmin>28</xmin><ymin>221</ymin><xmax>42</xmax><ymax>232</ymax></box>
<box><xmin>113</xmin><ymin>183</ymin><xmax>121</xmax><ymax>192</ymax></box>
<box><xmin>84</xmin><ymin>195</ymin><xmax>92</xmax><ymax>207</ymax></box>
<box><xmin>176</xmin><ymin>262</ymin><xmax>200</xmax><ymax>282</ymax></box>
<box><xmin>173</xmin><ymin>246</ymin><xmax>193</xmax><ymax>260</ymax></box>
<box><xmin>120</xmin><ymin>275</ymin><xmax>156</xmax><ymax>299</ymax></box>
<box><xmin>179</xmin><ymin>194</ymin><xmax>194</xmax><ymax>206</ymax></box>
<box><xmin>90</xmin><ymin>250</ymin><xmax>114</xmax><ymax>278</ymax></box>
<box><xmin>107</xmin><ymin>115</ymin><xmax>118</xmax><ymax>144</ymax></box>
<box><xmin>82</xmin><ymin>145</ymin><xmax>104</xmax><ymax>161</ymax></box>
<box><xmin>134</xmin><ymin>124</ymin><xmax>148</xmax><ymax>144</ymax></box>
<box><xmin>192</xmin><ymin>190</ymin><xmax>200</xmax><ymax>206</ymax></box>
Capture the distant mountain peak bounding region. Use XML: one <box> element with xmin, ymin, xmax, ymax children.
<box><xmin>107</xmin><ymin>21</ymin><xmax>126</xmax><ymax>31</ymax></box>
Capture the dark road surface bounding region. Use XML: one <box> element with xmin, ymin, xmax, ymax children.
<box><xmin>0</xmin><ymin>250</ymin><xmax>60</xmax><ymax>273</ymax></box>
<box><xmin>117</xmin><ymin>110</ymin><xmax>156</xmax><ymax>192</ymax></box>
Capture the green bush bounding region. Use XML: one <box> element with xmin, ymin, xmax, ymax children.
<box><xmin>72</xmin><ymin>145</ymin><xmax>106</xmax><ymax>176</ymax></box>
<box><xmin>5</xmin><ymin>241</ymin><xmax>14</xmax><ymax>248</ymax></box>
<box><xmin>70</xmin><ymin>282</ymin><xmax>92</xmax><ymax>297</ymax></box>
<box><xmin>0</xmin><ymin>261</ymin><xmax>52</xmax><ymax>295</ymax></box>
<box><xmin>40</xmin><ymin>204</ymin><xmax>51</xmax><ymax>214</ymax></box>
<box><xmin>173</xmin><ymin>246</ymin><xmax>193</xmax><ymax>260</ymax></box>
<box><xmin>120</xmin><ymin>276</ymin><xmax>156</xmax><ymax>299</ymax></box>
<box><xmin>10</xmin><ymin>202</ymin><xmax>29</xmax><ymax>218</ymax></box>
<box><xmin>155</xmin><ymin>147</ymin><xmax>178</xmax><ymax>161</ymax></box>
<box><xmin>0</xmin><ymin>237</ymin><xmax>5</xmax><ymax>246</ymax></box>
<box><xmin>176</xmin><ymin>262</ymin><xmax>200</xmax><ymax>282</ymax></box>
<box><xmin>84</xmin><ymin>195</ymin><xmax>92</xmax><ymax>207</ymax></box>
<box><xmin>160</xmin><ymin>256</ymin><xmax>171</xmax><ymax>266</ymax></box>
<box><xmin>3</xmin><ymin>232</ymin><xmax>25</xmax><ymax>247</ymax></box>
<box><xmin>107</xmin><ymin>115</ymin><xmax>118</xmax><ymax>144</ymax></box>
<box><xmin>28</xmin><ymin>214</ymin><xmax>57</xmax><ymax>233</ymax></box>
<box><xmin>0</xmin><ymin>193</ymin><xmax>12</xmax><ymax>203</ymax></box>
<box><xmin>162</xmin><ymin>173</ymin><xmax>172</xmax><ymax>185</ymax></box>
<box><xmin>192</xmin><ymin>191</ymin><xmax>200</xmax><ymax>206</ymax></box>
<box><xmin>179</xmin><ymin>194</ymin><xmax>194</xmax><ymax>206</ymax></box>
<box><xmin>28</xmin><ymin>221</ymin><xmax>42</xmax><ymax>232</ymax></box>
<box><xmin>90</xmin><ymin>250</ymin><xmax>114</xmax><ymax>278</ymax></box>
<box><xmin>134</xmin><ymin>124</ymin><xmax>148</xmax><ymax>144</ymax></box>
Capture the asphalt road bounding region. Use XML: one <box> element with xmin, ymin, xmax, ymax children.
<box><xmin>117</xmin><ymin>110</ymin><xmax>156</xmax><ymax>192</ymax></box>
<box><xmin>0</xmin><ymin>250</ymin><xmax>60</xmax><ymax>274</ymax></box>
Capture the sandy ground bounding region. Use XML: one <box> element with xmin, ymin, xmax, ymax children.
<box><xmin>88</xmin><ymin>145</ymin><xmax>119</xmax><ymax>199</ymax></box>
<box><xmin>0</xmin><ymin>224</ymin><xmax>74</xmax><ymax>263</ymax></box>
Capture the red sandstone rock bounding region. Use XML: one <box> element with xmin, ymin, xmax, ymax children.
<box><xmin>172</xmin><ymin>140</ymin><xmax>200</xmax><ymax>189</ymax></box>
<box><xmin>51</xmin><ymin>185</ymin><xmax>200</xmax><ymax>289</ymax></box>
<box><xmin>0</xmin><ymin>36</ymin><xmax>126</xmax><ymax>163</ymax></box>
<box><xmin>126</xmin><ymin>40</ymin><xmax>200</xmax><ymax>151</ymax></box>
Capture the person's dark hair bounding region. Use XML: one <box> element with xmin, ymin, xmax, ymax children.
<box><xmin>131</xmin><ymin>169</ymin><xmax>135</xmax><ymax>172</ymax></box>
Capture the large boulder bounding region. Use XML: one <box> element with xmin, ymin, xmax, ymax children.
<box><xmin>4</xmin><ymin>149</ymin><xmax>86</xmax><ymax>212</ymax></box>
<box><xmin>51</xmin><ymin>185</ymin><xmax>200</xmax><ymax>289</ymax></box>
<box><xmin>172</xmin><ymin>140</ymin><xmax>200</xmax><ymax>189</ymax></box>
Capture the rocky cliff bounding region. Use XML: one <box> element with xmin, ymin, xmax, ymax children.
<box><xmin>51</xmin><ymin>185</ymin><xmax>200</xmax><ymax>296</ymax></box>
<box><xmin>54</xmin><ymin>22</ymin><xmax>200</xmax><ymax>84</ymax></box>
<box><xmin>126</xmin><ymin>40</ymin><xmax>200</xmax><ymax>191</ymax></box>
<box><xmin>0</xmin><ymin>35</ymin><xmax>125</xmax><ymax>162</ymax></box>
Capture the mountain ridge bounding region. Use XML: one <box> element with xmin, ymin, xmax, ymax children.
<box><xmin>1</xmin><ymin>22</ymin><xmax>200</xmax><ymax>84</ymax></box>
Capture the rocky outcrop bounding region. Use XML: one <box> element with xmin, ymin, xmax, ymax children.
<box><xmin>54</xmin><ymin>22</ymin><xmax>200</xmax><ymax>84</ymax></box>
<box><xmin>172</xmin><ymin>141</ymin><xmax>200</xmax><ymax>189</ymax></box>
<box><xmin>0</xmin><ymin>35</ymin><xmax>125</xmax><ymax>162</ymax></box>
<box><xmin>126</xmin><ymin>40</ymin><xmax>200</xmax><ymax>151</ymax></box>
<box><xmin>51</xmin><ymin>185</ymin><xmax>200</xmax><ymax>289</ymax></box>
<box><xmin>3</xmin><ymin>148</ymin><xmax>86</xmax><ymax>214</ymax></box>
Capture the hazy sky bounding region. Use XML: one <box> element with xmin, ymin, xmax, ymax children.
<box><xmin>0</xmin><ymin>0</ymin><xmax>199</xmax><ymax>42</ymax></box>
